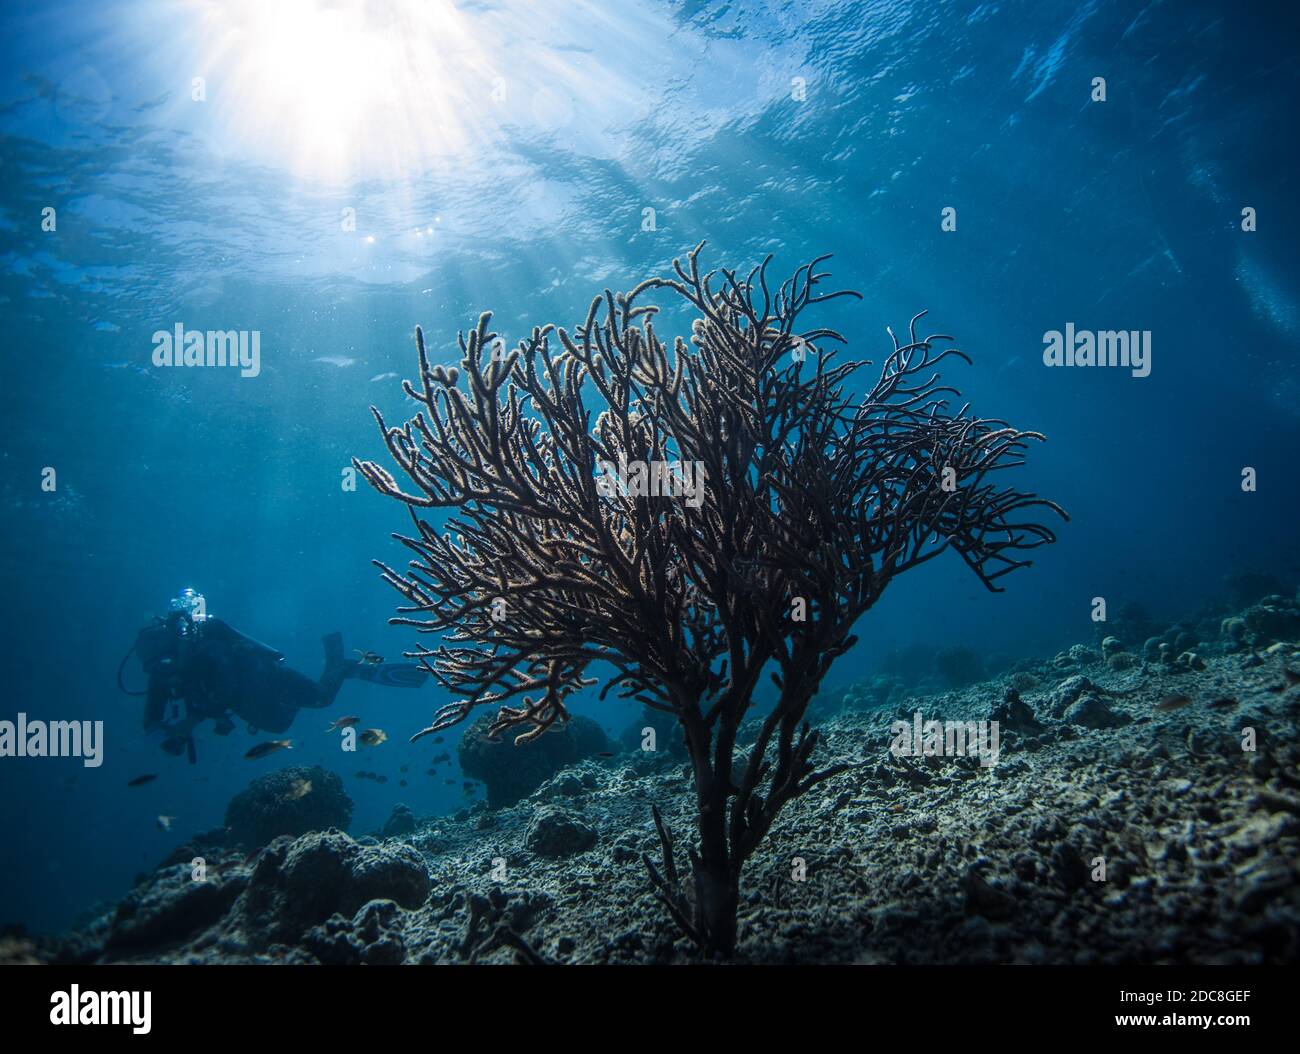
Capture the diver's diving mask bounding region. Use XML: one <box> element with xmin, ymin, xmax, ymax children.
<box><xmin>169</xmin><ymin>587</ymin><xmax>208</xmax><ymax>624</ymax></box>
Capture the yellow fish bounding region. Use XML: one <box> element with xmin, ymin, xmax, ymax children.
<box><xmin>360</xmin><ymin>729</ymin><xmax>388</xmax><ymax>747</ymax></box>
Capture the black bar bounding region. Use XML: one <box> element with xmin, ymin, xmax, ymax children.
<box><xmin>1</xmin><ymin>964</ymin><xmax>1292</xmax><ymax>1041</ymax></box>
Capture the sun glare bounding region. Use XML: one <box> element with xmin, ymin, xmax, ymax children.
<box><xmin>186</xmin><ymin>0</ymin><xmax>495</xmax><ymax>181</ymax></box>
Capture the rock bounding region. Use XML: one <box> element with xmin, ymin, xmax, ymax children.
<box><xmin>460</xmin><ymin>713</ymin><xmax>610</xmax><ymax>807</ymax></box>
<box><xmin>381</xmin><ymin>803</ymin><xmax>417</xmax><ymax>839</ymax></box>
<box><xmin>1221</xmin><ymin>617</ymin><xmax>1247</xmax><ymax>648</ymax></box>
<box><xmin>526</xmin><ymin>809</ymin><xmax>598</xmax><ymax>857</ymax></box>
<box><xmin>1009</xmin><ymin>671</ymin><xmax>1042</xmax><ymax>693</ymax></box>
<box><xmin>106</xmin><ymin>859</ymin><xmax>248</xmax><ymax>951</ymax></box>
<box><xmin>538</xmin><ymin>771</ymin><xmax>597</xmax><ymax>800</ymax></box>
<box><xmin>224</xmin><ymin>766</ymin><xmax>353</xmax><ymax>849</ymax></box>
<box><xmin>1052</xmin><ymin>841</ymin><xmax>1090</xmax><ymax>890</ymax></box>
<box><xmin>1254</xmin><ymin>790</ymin><xmax>1300</xmax><ymax>816</ymax></box>
<box><xmin>1236</xmin><ymin>867</ymin><xmax>1295</xmax><ymax>914</ymax></box>
<box><xmin>233</xmin><ymin>830</ymin><xmax>430</xmax><ymax>947</ymax></box>
<box><xmin>1106</xmin><ymin>652</ymin><xmax>1138</xmax><ymax>672</ymax></box>
<box><xmin>1063</xmin><ymin>695</ymin><xmax>1131</xmax><ymax>730</ymax></box>
<box><xmin>1046</xmin><ymin>675</ymin><xmax>1094</xmax><ymax>719</ymax></box>
<box><xmin>1242</xmin><ymin>597</ymin><xmax>1300</xmax><ymax>645</ymax></box>
<box><xmin>991</xmin><ymin>688</ymin><xmax>1045</xmax><ymax>735</ymax></box>
<box><xmin>302</xmin><ymin>899</ymin><xmax>407</xmax><ymax>965</ymax></box>
<box><xmin>962</xmin><ymin>866</ymin><xmax>1016</xmax><ymax>920</ymax></box>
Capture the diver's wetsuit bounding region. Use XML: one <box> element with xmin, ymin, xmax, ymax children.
<box><xmin>134</xmin><ymin>613</ymin><xmax>350</xmax><ymax>736</ymax></box>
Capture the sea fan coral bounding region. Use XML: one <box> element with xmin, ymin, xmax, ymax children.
<box><xmin>356</xmin><ymin>243</ymin><xmax>1065</xmax><ymax>954</ymax></box>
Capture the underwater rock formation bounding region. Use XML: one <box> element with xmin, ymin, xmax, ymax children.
<box><xmin>382</xmin><ymin>803</ymin><xmax>418</xmax><ymax>839</ymax></box>
<box><xmin>357</xmin><ymin>244</ymin><xmax>1064</xmax><ymax>954</ymax></box>
<box><xmin>47</xmin><ymin>598</ymin><xmax>1300</xmax><ymax>964</ymax></box>
<box><xmin>525</xmin><ymin>808</ymin><xmax>599</xmax><ymax>857</ymax></box>
<box><xmin>459</xmin><ymin>712</ymin><xmax>609</xmax><ymax>807</ymax></box>
<box><xmin>935</xmin><ymin>646</ymin><xmax>985</xmax><ymax>689</ymax></box>
<box><xmin>224</xmin><ymin>765</ymin><xmax>353</xmax><ymax>848</ymax></box>
<box><xmin>1242</xmin><ymin>595</ymin><xmax>1300</xmax><ymax>646</ymax></box>
<box><xmin>226</xmin><ymin>830</ymin><xmax>430</xmax><ymax>949</ymax></box>
<box><xmin>52</xmin><ymin>829</ymin><xmax>429</xmax><ymax>962</ymax></box>
<box><xmin>106</xmin><ymin>861</ymin><xmax>248</xmax><ymax>953</ymax></box>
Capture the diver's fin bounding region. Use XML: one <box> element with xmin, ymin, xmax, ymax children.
<box><xmin>315</xmin><ymin>632</ymin><xmax>353</xmax><ymax>704</ymax></box>
<box><xmin>350</xmin><ymin>662</ymin><xmax>429</xmax><ymax>688</ymax></box>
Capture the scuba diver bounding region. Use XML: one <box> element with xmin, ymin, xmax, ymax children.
<box><xmin>118</xmin><ymin>588</ymin><xmax>427</xmax><ymax>762</ymax></box>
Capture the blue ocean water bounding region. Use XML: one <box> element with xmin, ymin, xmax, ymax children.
<box><xmin>1</xmin><ymin>0</ymin><xmax>1297</xmax><ymax>934</ymax></box>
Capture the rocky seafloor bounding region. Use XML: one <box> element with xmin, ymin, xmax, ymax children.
<box><xmin>30</xmin><ymin>597</ymin><xmax>1300</xmax><ymax>965</ymax></box>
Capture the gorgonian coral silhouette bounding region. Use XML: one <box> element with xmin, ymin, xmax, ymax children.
<box><xmin>355</xmin><ymin>243</ymin><xmax>1065</xmax><ymax>955</ymax></box>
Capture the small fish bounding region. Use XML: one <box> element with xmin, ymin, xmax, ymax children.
<box><xmin>245</xmin><ymin>739</ymin><xmax>293</xmax><ymax>760</ymax></box>
<box><xmin>355</xmin><ymin>771</ymin><xmax>368</xmax><ymax>779</ymax></box>
<box><xmin>399</xmin><ymin>779</ymin><xmax>408</xmax><ymax>788</ymax></box>
<box><xmin>370</xmin><ymin>372</ymin><xmax>398</xmax><ymax>382</ymax></box>
<box><xmin>326</xmin><ymin>716</ymin><xmax>360</xmax><ymax>732</ymax></box>
<box><xmin>377</xmin><ymin>775</ymin><xmax>388</xmax><ymax>784</ymax></box>
<box><xmin>462</xmin><ymin>781</ymin><xmax>474</xmax><ymax>789</ymax></box>
<box><xmin>1208</xmin><ymin>697</ymin><xmax>1238</xmax><ymax>710</ymax></box>
<box><xmin>400</xmin><ymin>765</ymin><xmax>408</xmax><ymax>773</ymax></box>
<box><xmin>354</xmin><ymin>649</ymin><xmax>384</xmax><ymax>665</ymax></box>
<box><xmin>594</xmin><ymin>751</ymin><xmax>615</xmax><ymax>759</ymax></box>
<box><xmin>444</xmin><ymin>778</ymin><xmax>455</xmax><ymax>785</ymax></box>
<box><xmin>156</xmin><ymin>815</ymin><xmax>175</xmax><ymax>830</ymax></box>
<box><xmin>425</xmin><ymin>768</ymin><xmax>437</xmax><ymax>777</ymax></box>
<box><xmin>430</xmin><ymin>752</ymin><xmax>450</xmax><ymax>764</ymax></box>
<box><xmin>127</xmin><ymin>774</ymin><xmax>158</xmax><ymax>787</ymax></box>
<box><xmin>360</xmin><ymin>728</ymin><xmax>388</xmax><ymax>747</ymax></box>
<box><xmin>432</xmin><ymin>736</ymin><xmax>444</xmax><ymax>744</ymax></box>
<box><xmin>285</xmin><ymin>778</ymin><xmax>313</xmax><ymax>801</ymax></box>
<box><xmin>1155</xmin><ymin>694</ymin><xmax>1192</xmax><ymax>712</ymax></box>
<box><xmin>313</xmin><ymin>355</ymin><xmax>355</xmax><ymax>367</ymax></box>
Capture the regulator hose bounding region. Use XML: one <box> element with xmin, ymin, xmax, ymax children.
<box><xmin>116</xmin><ymin>644</ymin><xmax>147</xmax><ymax>697</ymax></box>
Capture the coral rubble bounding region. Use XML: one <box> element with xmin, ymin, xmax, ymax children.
<box><xmin>47</xmin><ymin>603</ymin><xmax>1300</xmax><ymax>964</ymax></box>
